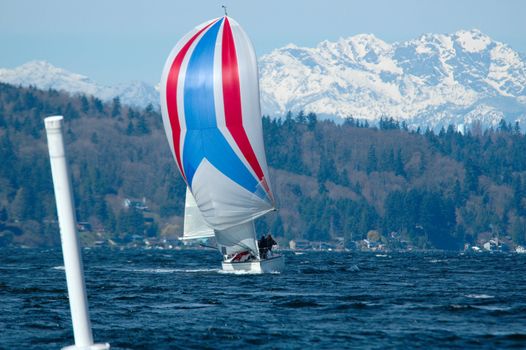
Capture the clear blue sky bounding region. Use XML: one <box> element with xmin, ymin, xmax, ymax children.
<box><xmin>1</xmin><ymin>0</ymin><xmax>524</xmax><ymax>85</ymax></box>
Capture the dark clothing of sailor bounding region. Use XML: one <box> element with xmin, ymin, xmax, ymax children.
<box><xmin>258</xmin><ymin>235</ymin><xmax>267</xmax><ymax>258</ymax></box>
<box><xmin>258</xmin><ymin>234</ymin><xmax>276</xmax><ymax>259</ymax></box>
<box><xmin>266</xmin><ymin>234</ymin><xmax>277</xmax><ymax>248</ymax></box>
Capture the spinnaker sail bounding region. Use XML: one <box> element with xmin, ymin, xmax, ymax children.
<box><xmin>160</xmin><ymin>16</ymin><xmax>274</xmax><ymax>232</ymax></box>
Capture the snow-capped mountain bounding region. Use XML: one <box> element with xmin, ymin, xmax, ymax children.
<box><xmin>259</xmin><ymin>29</ymin><xmax>526</xmax><ymax>129</ymax></box>
<box><xmin>2</xmin><ymin>29</ymin><xmax>525</xmax><ymax>129</ymax></box>
<box><xmin>0</xmin><ymin>61</ymin><xmax>159</xmax><ymax>108</ymax></box>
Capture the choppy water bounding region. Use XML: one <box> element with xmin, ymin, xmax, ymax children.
<box><xmin>1</xmin><ymin>248</ymin><xmax>526</xmax><ymax>349</ymax></box>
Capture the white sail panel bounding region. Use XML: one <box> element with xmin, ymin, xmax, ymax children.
<box><xmin>215</xmin><ymin>221</ymin><xmax>259</xmax><ymax>257</ymax></box>
<box><xmin>182</xmin><ymin>187</ymin><xmax>214</xmax><ymax>240</ymax></box>
<box><xmin>192</xmin><ymin>159</ymin><xmax>273</xmax><ymax>231</ymax></box>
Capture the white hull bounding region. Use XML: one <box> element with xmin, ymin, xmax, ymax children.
<box><xmin>222</xmin><ymin>255</ymin><xmax>284</xmax><ymax>273</ymax></box>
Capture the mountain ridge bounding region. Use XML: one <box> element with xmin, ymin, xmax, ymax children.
<box><xmin>0</xmin><ymin>60</ymin><xmax>159</xmax><ymax>108</ymax></box>
<box><xmin>1</xmin><ymin>29</ymin><xmax>525</xmax><ymax>129</ymax></box>
<box><xmin>259</xmin><ymin>28</ymin><xmax>526</xmax><ymax>129</ymax></box>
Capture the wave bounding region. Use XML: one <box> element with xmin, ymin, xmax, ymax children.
<box><xmin>275</xmin><ymin>299</ymin><xmax>320</xmax><ymax>308</ymax></box>
<box><xmin>465</xmin><ymin>294</ymin><xmax>494</xmax><ymax>299</ymax></box>
<box><xmin>429</xmin><ymin>259</ymin><xmax>447</xmax><ymax>263</ymax></box>
<box><xmin>217</xmin><ymin>269</ymin><xmax>280</xmax><ymax>275</ymax></box>
<box><xmin>348</xmin><ymin>265</ymin><xmax>360</xmax><ymax>272</ymax></box>
<box><xmin>109</xmin><ymin>267</ymin><xmax>220</xmax><ymax>274</ymax></box>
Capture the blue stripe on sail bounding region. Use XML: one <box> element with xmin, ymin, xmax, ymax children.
<box><xmin>182</xmin><ymin>19</ymin><xmax>261</xmax><ymax>197</ymax></box>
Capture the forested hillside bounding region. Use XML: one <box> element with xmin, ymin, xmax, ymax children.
<box><xmin>1</xmin><ymin>83</ymin><xmax>525</xmax><ymax>249</ymax></box>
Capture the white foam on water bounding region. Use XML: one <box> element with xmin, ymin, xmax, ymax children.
<box><xmin>151</xmin><ymin>302</ymin><xmax>211</xmax><ymax>309</ymax></box>
<box><xmin>110</xmin><ymin>267</ymin><xmax>220</xmax><ymax>274</ymax></box>
<box><xmin>465</xmin><ymin>294</ymin><xmax>495</xmax><ymax>299</ymax></box>
<box><xmin>217</xmin><ymin>269</ymin><xmax>280</xmax><ymax>275</ymax></box>
<box><xmin>180</xmin><ymin>268</ymin><xmax>220</xmax><ymax>273</ymax></box>
<box><xmin>143</xmin><ymin>268</ymin><xmax>219</xmax><ymax>274</ymax></box>
<box><xmin>473</xmin><ymin>305</ymin><xmax>510</xmax><ymax>311</ymax></box>
<box><xmin>52</xmin><ymin>266</ymin><xmax>65</xmax><ymax>270</ymax></box>
<box><xmin>131</xmin><ymin>268</ymin><xmax>178</xmax><ymax>273</ymax></box>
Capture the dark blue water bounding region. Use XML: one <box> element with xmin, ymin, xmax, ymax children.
<box><xmin>1</xmin><ymin>248</ymin><xmax>526</xmax><ymax>349</ymax></box>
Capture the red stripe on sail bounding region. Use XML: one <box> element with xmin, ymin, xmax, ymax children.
<box><xmin>166</xmin><ymin>20</ymin><xmax>217</xmax><ymax>181</ymax></box>
<box><xmin>221</xmin><ymin>18</ymin><xmax>271</xmax><ymax>196</ymax></box>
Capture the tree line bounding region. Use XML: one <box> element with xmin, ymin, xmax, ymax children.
<box><xmin>0</xmin><ymin>82</ymin><xmax>525</xmax><ymax>249</ymax></box>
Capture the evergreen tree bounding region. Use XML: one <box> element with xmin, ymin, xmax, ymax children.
<box><xmin>126</xmin><ymin>121</ymin><xmax>135</xmax><ymax>135</ymax></box>
<box><xmin>366</xmin><ymin>145</ymin><xmax>378</xmax><ymax>174</ymax></box>
<box><xmin>145</xmin><ymin>103</ymin><xmax>155</xmax><ymax>114</ymax></box>
<box><xmin>146</xmin><ymin>221</ymin><xmax>159</xmax><ymax>237</ymax></box>
<box><xmin>514</xmin><ymin>121</ymin><xmax>521</xmax><ymax>134</ymax></box>
<box><xmin>91</xmin><ymin>97</ymin><xmax>104</xmax><ymax>113</ymax></box>
<box><xmin>395</xmin><ymin>149</ymin><xmax>406</xmax><ymax>177</ymax></box>
<box><xmin>117</xmin><ymin>208</ymin><xmax>144</xmax><ymax>239</ymax></box>
<box><xmin>509</xmin><ymin>216</ymin><xmax>526</xmax><ymax>245</ymax></box>
<box><xmin>318</xmin><ymin>156</ymin><xmax>338</xmax><ymax>183</ymax></box>
<box><xmin>65</xmin><ymin>102</ymin><xmax>79</xmax><ymax>119</ymax></box>
<box><xmin>295</xmin><ymin>110</ymin><xmax>306</xmax><ymax>124</ymax></box>
<box><xmin>307</xmin><ymin>112</ymin><xmax>317</xmax><ymax>131</ymax></box>
<box><xmin>464</xmin><ymin>158</ymin><xmax>480</xmax><ymax>193</ymax></box>
<box><xmin>339</xmin><ymin>169</ymin><xmax>350</xmax><ymax>186</ymax></box>
<box><xmin>136</xmin><ymin>115</ymin><xmax>150</xmax><ymax>134</ymax></box>
<box><xmin>498</xmin><ymin>118</ymin><xmax>510</xmax><ymax>132</ymax></box>
<box><xmin>111</xmin><ymin>97</ymin><xmax>121</xmax><ymax>117</ymax></box>
<box><xmin>80</xmin><ymin>95</ymin><xmax>90</xmax><ymax>113</ymax></box>
<box><xmin>512</xmin><ymin>175</ymin><xmax>523</xmax><ymax>215</ymax></box>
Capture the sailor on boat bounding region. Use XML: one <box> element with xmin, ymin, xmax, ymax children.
<box><xmin>258</xmin><ymin>234</ymin><xmax>277</xmax><ymax>259</ymax></box>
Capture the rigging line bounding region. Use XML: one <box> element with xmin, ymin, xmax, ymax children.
<box><xmin>222</xmin><ymin>5</ymin><xmax>228</xmax><ymax>16</ymax></box>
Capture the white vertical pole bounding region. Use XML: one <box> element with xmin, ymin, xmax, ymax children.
<box><xmin>45</xmin><ymin>116</ymin><xmax>109</xmax><ymax>350</ymax></box>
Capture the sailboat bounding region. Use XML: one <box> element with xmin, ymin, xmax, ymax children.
<box><xmin>160</xmin><ymin>15</ymin><xmax>284</xmax><ymax>273</ymax></box>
